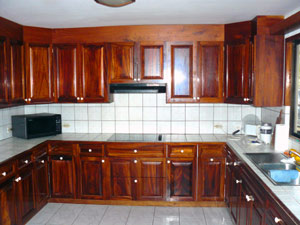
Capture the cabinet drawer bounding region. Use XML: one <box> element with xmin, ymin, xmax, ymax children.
<box><xmin>79</xmin><ymin>144</ymin><xmax>103</xmax><ymax>156</ymax></box>
<box><xmin>106</xmin><ymin>144</ymin><xmax>165</xmax><ymax>157</ymax></box>
<box><xmin>33</xmin><ymin>145</ymin><xmax>48</xmax><ymax>158</ymax></box>
<box><xmin>49</xmin><ymin>143</ymin><xmax>74</xmax><ymax>155</ymax></box>
<box><xmin>17</xmin><ymin>152</ymin><xmax>33</xmax><ymax>169</ymax></box>
<box><xmin>200</xmin><ymin>144</ymin><xmax>224</xmax><ymax>157</ymax></box>
<box><xmin>168</xmin><ymin>145</ymin><xmax>196</xmax><ymax>158</ymax></box>
<box><xmin>0</xmin><ymin>162</ymin><xmax>14</xmax><ymax>181</ymax></box>
<box><xmin>50</xmin><ymin>155</ymin><xmax>73</xmax><ymax>161</ymax></box>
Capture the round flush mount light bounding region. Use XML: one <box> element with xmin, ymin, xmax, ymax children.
<box><xmin>95</xmin><ymin>0</ymin><xmax>135</xmax><ymax>7</ymax></box>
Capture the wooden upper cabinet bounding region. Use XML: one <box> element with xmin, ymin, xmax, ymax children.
<box><xmin>0</xmin><ymin>37</ymin><xmax>8</xmax><ymax>105</ymax></box>
<box><xmin>167</xmin><ymin>43</ymin><xmax>196</xmax><ymax>103</ymax></box>
<box><xmin>10</xmin><ymin>40</ymin><xmax>25</xmax><ymax>104</ymax></box>
<box><xmin>81</xmin><ymin>44</ymin><xmax>109</xmax><ymax>102</ymax></box>
<box><xmin>139</xmin><ymin>42</ymin><xmax>164</xmax><ymax>81</ymax></box>
<box><xmin>198</xmin><ymin>42</ymin><xmax>224</xmax><ymax>103</ymax></box>
<box><xmin>225</xmin><ymin>40</ymin><xmax>253</xmax><ymax>104</ymax></box>
<box><xmin>25</xmin><ymin>43</ymin><xmax>53</xmax><ymax>103</ymax></box>
<box><xmin>53</xmin><ymin>44</ymin><xmax>79</xmax><ymax>103</ymax></box>
<box><xmin>108</xmin><ymin>42</ymin><xmax>135</xmax><ymax>83</ymax></box>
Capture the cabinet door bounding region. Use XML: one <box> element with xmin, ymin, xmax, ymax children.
<box><xmin>108</xmin><ymin>42</ymin><xmax>135</xmax><ymax>83</ymax></box>
<box><xmin>239</xmin><ymin>182</ymin><xmax>251</xmax><ymax>225</ymax></box>
<box><xmin>16</xmin><ymin>165</ymin><xmax>36</xmax><ymax>224</ymax></box>
<box><xmin>198</xmin><ymin>42</ymin><xmax>224</xmax><ymax>103</ymax></box>
<box><xmin>81</xmin><ymin>44</ymin><xmax>109</xmax><ymax>102</ymax></box>
<box><xmin>140</xmin><ymin>43</ymin><xmax>164</xmax><ymax>81</ymax></box>
<box><xmin>25</xmin><ymin>43</ymin><xmax>53</xmax><ymax>103</ymax></box>
<box><xmin>50</xmin><ymin>155</ymin><xmax>75</xmax><ymax>198</ymax></box>
<box><xmin>34</xmin><ymin>155</ymin><xmax>49</xmax><ymax>209</ymax></box>
<box><xmin>167</xmin><ymin>43</ymin><xmax>196</xmax><ymax>103</ymax></box>
<box><xmin>229</xmin><ymin>168</ymin><xmax>242</xmax><ymax>224</ymax></box>
<box><xmin>108</xmin><ymin>159</ymin><xmax>135</xmax><ymax>200</ymax></box>
<box><xmin>10</xmin><ymin>40</ymin><xmax>25</xmax><ymax>104</ymax></box>
<box><xmin>199</xmin><ymin>157</ymin><xmax>225</xmax><ymax>201</ymax></box>
<box><xmin>78</xmin><ymin>156</ymin><xmax>106</xmax><ymax>199</ymax></box>
<box><xmin>0</xmin><ymin>37</ymin><xmax>8</xmax><ymax>105</ymax></box>
<box><xmin>0</xmin><ymin>178</ymin><xmax>16</xmax><ymax>225</ymax></box>
<box><xmin>136</xmin><ymin>158</ymin><xmax>166</xmax><ymax>201</ymax></box>
<box><xmin>225</xmin><ymin>40</ymin><xmax>252</xmax><ymax>104</ymax></box>
<box><xmin>167</xmin><ymin>158</ymin><xmax>195</xmax><ymax>201</ymax></box>
<box><xmin>53</xmin><ymin>44</ymin><xmax>79</xmax><ymax>103</ymax></box>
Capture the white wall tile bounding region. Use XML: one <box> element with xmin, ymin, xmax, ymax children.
<box><xmin>36</xmin><ymin>104</ymin><xmax>49</xmax><ymax>113</ymax></box>
<box><xmin>49</xmin><ymin>105</ymin><xmax>62</xmax><ymax>114</ymax></box>
<box><xmin>143</xmin><ymin>107</ymin><xmax>157</xmax><ymax>121</ymax></box>
<box><xmin>115</xmin><ymin>107</ymin><xmax>129</xmax><ymax>121</ymax></box>
<box><xmin>62</xmin><ymin>121</ymin><xmax>75</xmax><ymax>133</ymax></box>
<box><xmin>116</xmin><ymin>121</ymin><xmax>129</xmax><ymax>133</ymax></box>
<box><xmin>200</xmin><ymin>121</ymin><xmax>213</xmax><ymax>134</ymax></box>
<box><xmin>228</xmin><ymin>106</ymin><xmax>241</xmax><ymax>121</ymax></box>
<box><xmin>114</xmin><ymin>94</ymin><xmax>129</xmax><ymax>107</ymax></box>
<box><xmin>143</xmin><ymin>94</ymin><xmax>157</xmax><ymax>106</ymax></box>
<box><xmin>129</xmin><ymin>94</ymin><xmax>143</xmax><ymax>107</ymax></box>
<box><xmin>129</xmin><ymin>121</ymin><xmax>143</xmax><ymax>133</ymax></box>
<box><xmin>62</xmin><ymin>105</ymin><xmax>75</xmax><ymax>120</ymax></box>
<box><xmin>75</xmin><ymin>105</ymin><xmax>88</xmax><ymax>120</ymax></box>
<box><xmin>143</xmin><ymin>121</ymin><xmax>157</xmax><ymax>133</ymax></box>
<box><xmin>88</xmin><ymin>105</ymin><xmax>102</xmax><ymax>121</ymax></box>
<box><xmin>102</xmin><ymin>107</ymin><xmax>115</xmax><ymax>121</ymax></box>
<box><xmin>228</xmin><ymin>121</ymin><xmax>242</xmax><ymax>134</ymax></box>
<box><xmin>242</xmin><ymin>106</ymin><xmax>256</xmax><ymax>123</ymax></box>
<box><xmin>2</xmin><ymin>109</ymin><xmax>10</xmax><ymax>125</ymax></box>
<box><xmin>157</xmin><ymin>121</ymin><xmax>171</xmax><ymax>134</ymax></box>
<box><xmin>88</xmin><ymin>121</ymin><xmax>102</xmax><ymax>133</ymax></box>
<box><xmin>186</xmin><ymin>121</ymin><xmax>199</xmax><ymax>134</ymax></box>
<box><xmin>157</xmin><ymin>94</ymin><xmax>169</xmax><ymax>107</ymax></box>
<box><xmin>214</xmin><ymin>106</ymin><xmax>227</xmax><ymax>121</ymax></box>
<box><xmin>129</xmin><ymin>107</ymin><xmax>143</xmax><ymax>121</ymax></box>
<box><xmin>171</xmin><ymin>121</ymin><xmax>185</xmax><ymax>134</ymax></box>
<box><xmin>213</xmin><ymin>121</ymin><xmax>228</xmax><ymax>134</ymax></box>
<box><xmin>75</xmin><ymin>121</ymin><xmax>88</xmax><ymax>133</ymax></box>
<box><xmin>157</xmin><ymin>107</ymin><xmax>171</xmax><ymax>121</ymax></box>
<box><xmin>0</xmin><ymin>110</ymin><xmax>3</xmax><ymax>126</ymax></box>
<box><xmin>172</xmin><ymin>107</ymin><xmax>185</xmax><ymax>121</ymax></box>
<box><xmin>200</xmin><ymin>106</ymin><xmax>213</xmax><ymax>120</ymax></box>
<box><xmin>186</xmin><ymin>107</ymin><xmax>199</xmax><ymax>121</ymax></box>
<box><xmin>102</xmin><ymin>121</ymin><xmax>115</xmax><ymax>133</ymax></box>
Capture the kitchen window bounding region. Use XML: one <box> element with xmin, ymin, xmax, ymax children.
<box><xmin>291</xmin><ymin>39</ymin><xmax>300</xmax><ymax>138</ymax></box>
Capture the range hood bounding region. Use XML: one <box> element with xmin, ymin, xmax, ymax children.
<box><xmin>110</xmin><ymin>83</ymin><xmax>166</xmax><ymax>93</ymax></box>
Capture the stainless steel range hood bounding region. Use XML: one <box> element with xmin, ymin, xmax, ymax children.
<box><xmin>110</xmin><ymin>83</ymin><xmax>166</xmax><ymax>93</ymax></box>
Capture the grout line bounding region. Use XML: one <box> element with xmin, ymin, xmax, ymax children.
<box><xmin>70</xmin><ymin>204</ymin><xmax>86</xmax><ymax>225</ymax></box>
<box><xmin>124</xmin><ymin>206</ymin><xmax>133</xmax><ymax>225</ymax></box>
<box><xmin>97</xmin><ymin>205</ymin><xmax>109</xmax><ymax>225</ymax></box>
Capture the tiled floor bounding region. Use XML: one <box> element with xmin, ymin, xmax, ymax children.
<box><xmin>26</xmin><ymin>203</ymin><xmax>234</xmax><ymax>225</ymax></box>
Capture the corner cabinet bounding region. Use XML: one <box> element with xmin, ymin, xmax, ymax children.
<box><xmin>25</xmin><ymin>43</ymin><xmax>53</xmax><ymax>104</ymax></box>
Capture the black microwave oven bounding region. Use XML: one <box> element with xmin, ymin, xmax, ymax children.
<box><xmin>12</xmin><ymin>113</ymin><xmax>62</xmax><ymax>139</ymax></box>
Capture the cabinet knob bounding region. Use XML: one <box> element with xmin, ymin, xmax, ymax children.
<box><xmin>80</xmin><ymin>97</ymin><xmax>84</xmax><ymax>100</ymax></box>
<box><xmin>25</xmin><ymin>98</ymin><xmax>28</xmax><ymax>101</ymax></box>
<box><xmin>167</xmin><ymin>160</ymin><xmax>171</xmax><ymax>164</ymax></box>
<box><xmin>15</xmin><ymin>177</ymin><xmax>21</xmax><ymax>182</ymax></box>
<box><xmin>41</xmin><ymin>160</ymin><xmax>45</xmax><ymax>164</ymax></box>
<box><xmin>274</xmin><ymin>217</ymin><xmax>282</xmax><ymax>223</ymax></box>
<box><xmin>134</xmin><ymin>160</ymin><xmax>138</xmax><ymax>163</ymax></box>
<box><xmin>197</xmin><ymin>97</ymin><xmax>200</xmax><ymax>100</ymax></box>
<box><xmin>1</xmin><ymin>172</ymin><xmax>6</xmax><ymax>176</ymax></box>
<box><xmin>134</xmin><ymin>78</ymin><xmax>137</xmax><ymax>81</ymax></box>
<box><xmin>77</xmin><ymin>97</ymin><xmax>80</xmax><ymax>100</ymax></box>
<box><xmin>137</xmin><ymin>78</ymin><xmax>141</xmax><ymax>81</ymax></box>
<box><xmin>236</xmin><ymin>179</ymin><xmax>242</xmax><ymax>184</ymax></box>
<box><xmin>133</xmin><ymin>149</ymin><xmax>138</xmax><ymax>153</ymax></box>
<box><xmin>59</xmin><ymin>157</ymin><xmax>63</xmax><ymax>160</ymax></box>
<box><xmin>180</xmin><ymin>150</ymin><xmax>184</xmax><ymax>153</ymax></box>
<box><xmin>101</xmin><ymin>159</ymin><xmax>105</xmax><ymax>163</ymax></box>
<box><xmin>28</xmin><ymin>98</ymin><xmax>31</xmax><ymax>102</ymax></box>
<box><xmin>197</xmin><ymin>78</ymin><xmax>200</xmax><ymax>82</ymax></box>
<box><xmin>226</xmin><ymin>162</ymin><xmax>232</xmax><ymax>166</ymax></box>
<box><xmin>233</xmin><ymin>162</ymin><xmax>240</xmax><ymax>166</ymax></box>
<box><xmin>193</xmin><ymin>97</ymin><xmax>196</xmax><ymax>100</ymax></box>
<box><xmin>88</xmin><ymin>149</ymin><xmax>92</xmax><ymax>152</ymax></box>
<box><xmin>24</xmin><ymin>160</ymin><xmax>29</xmax><ymax>164</ymax></box>
<box><xmin>245</xmin><ymin>195</ymin><xmax>254</xmax><ymax>202</ymax></box>
<box><xmin>134</xmin><ymin>179</ymin><xmax>138</xmax><ymax>183</ymax></box>
<box><xmin>210</xmin><ymin>158</ymin><xmax>214</xmax><ymax>162</ymax></box>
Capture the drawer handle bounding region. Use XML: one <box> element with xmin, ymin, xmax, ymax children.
<box><xmin>101</xmin><ymin>159</ymin><xmax>105</xmax><ymax>163</ymax></box>
<box><xmin>134</xmin><ymin>160</ymin><xmax>138</xmax><ymax>163</ymax></box>
<box><xmin>2</xmin><ymin>172</ymin><xmax>6</xmax><ymax>176</ymax></box>
<box><xmin>88</xmin><ymin>149</ymin><xmax>92</xmax><ymax>152</ymax></box>
<box><xmin>134</xmin><ymin>179</ymin><xmax>138</xmax><ymax>183</ymax></box>
<box><xmin>274</xmin><ymin>217</ymin><xmax>282</xmax><ymax>223</ymax></box>
<box><xmin>41</xmin><ymin>160</ymin><xmax>45</xmax><ymax>164</ymax></box>
<box><xmin>245</xmin><ymin>195</ymin><xmax>254</xmax><ymax>202</ymax></box>
<box><xmin>226</xmin><ymin>162</ymin><xmax>232</xmax><ymax>166</ymax></box>
<box><xmin>210</xmin><ymin>158</ymin><xmax>214</xmax><ymax>162</ymax></box>
<box><xmin>133</xmin><ymin>149</ymin><xmax>138</xmax><ymax>153</ymax></box>
<box><xmin>233</xmin><ymin>162</ymin><xmax>240</xmax><ymax>166</ymax></box>
<box><xmin>167</xmin><ymin>160</ymin><xmax>171</xmax><ymax>164</ymax></box>
<box><xmin>24</xmin><ymin>160</ymin><xmax>29</xmax><ymax>164</ymax></box>
<box><xmin>180</xmin><ymin>149</ymin><xmax>184</xmax><ymax>153</ymax></box>
<box><xmin>59</xmin><ymin>157</ymin><xmax>63</xmax><ymax>160</ymax></box>
<box><xmin>15</xmin><ymin>177</ymin><xmax>21</xmax><ymax>182</ymax></box>
<box><xmin>236</xmin><ymin>180</ymin><xmax>242</xmax><ymax>184</ymax></box>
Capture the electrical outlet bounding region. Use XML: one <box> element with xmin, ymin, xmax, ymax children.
<box><xmin>6</xmin><ymin>127</ymin><xmax>12</xmax><ymax>133</ymax></box>
<box><xmin>63</xmin><ymin>123</ymin><xmax>70</xmax><ymax>128</ymax></box>
<box><xmin>214</xmin><ymin>124</ymin><xmax>223</xmax><ymax>129</ymax></box>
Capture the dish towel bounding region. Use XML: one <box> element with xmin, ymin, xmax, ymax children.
<box><xmin>269</xmin><ymin>170</ymin><xmax>299</xmax><ymax>183</ymax></box>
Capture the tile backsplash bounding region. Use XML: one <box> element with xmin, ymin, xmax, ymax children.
<box><xmin>0</xmin><ymin>93</ymin><xmax>262</xmax><ymax>141</ymax></box>
<box><xmin>0</xmin><ymin>106</ymin><xmax>24</xmax><ymax>140</ymax></box>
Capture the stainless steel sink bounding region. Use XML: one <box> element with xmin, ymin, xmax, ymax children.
<box><xmin>245</xmin><ymin>153</ymin><xmax>300</xmax><ymax>186</ymax></box>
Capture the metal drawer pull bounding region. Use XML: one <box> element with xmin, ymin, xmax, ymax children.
<box><xmin>88</xmin><ymin>149</ymin><xmax>92</xmax><ymax>152</ymax></box>
<box><xmin>134</xmin><ymin>160</ymin><xmax>138</xmax><ymax>163</ymax></box>
<box><xmin>24</xmin><ymin>160</ymin><xmax>29</xmax><ymax>164</ymax></box>
<box><xmin>15</xmin><ymin>177</ymin><xmax>21</xmax><ymax>182</ymax></box>
<box><xmin>274</xmin><ymin>217</ymin><xmax>283</xmax><ymax>223</ymax></box>
<box><xmin>233</xmin><ymin>162</ymin><xmax>240</xmax><ymax>166</ymax></box>
<box><xmin>180</xmin><ymin>150</ymin><xmax>184</xmax><ymax>153</ymax></box>
<box><xmin>2</xmin><ymin>172</ymin><xmax>6</xmax><ymax>176</ymax></box>
<box><xmin>134</xmin><ymin>179</ymin><xmax>138</xmax><ymax>183</ymax></box>
<box><xmin>167</xmin><ymin>160</ymin><xmax>171</xmax><ymax>164</ymax></box>
<box><xmin>210</xmin><ymin>158</ymin><xmax>214</xmax><ymax>162</ymax></box>
<box><xmin>236</xmin><ymin>180</ymin><xmax>242</xmax><ymax>184</ymax></box>
<box><xmin>133</xmin><ymin>149</ymin><xmax>138</xmax><ymax>153</ymax></box>
<box><xmin>41</xmin><ymin>160</ymin><xmax>45</xmax><ymax>164</ymax></box>
<box><xmin>101</xmin><ymin>159</ymin><xmax>105</xmax><ymax>163</ymax></box>
<box><xmin>245</xmin><ymin>195</ymin><xmax>254</xmax><ymax>202</ymax></box>
<box><xmin>59</xmin><ymin>157</ymin><xmax>63</xmax><ymax>160</ymax></box>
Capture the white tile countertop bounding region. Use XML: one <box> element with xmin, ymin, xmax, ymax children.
<box><xmin>0</xmin><ymin>133</ymin><xmax>299</xmax><ymax>222</ymax></box>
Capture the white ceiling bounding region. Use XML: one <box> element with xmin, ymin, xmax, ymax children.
<box><xmin>0</xmin><ymin>0</ymin><xmax>299</xmax><ymax>28</ymax></box>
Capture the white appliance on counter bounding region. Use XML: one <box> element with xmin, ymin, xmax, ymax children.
<box><xmin>244</xmin><ymin>124</ymin><xmax>258</xmax><ymax>136</ymax></box>
<box><xmin>244</xmin><ymin>123</ymin><xmax>273</xmax><ymax>144</ymax></box>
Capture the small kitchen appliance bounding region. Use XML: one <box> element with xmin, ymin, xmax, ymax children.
<box><xmin>257</xmin><ymin>123</ymin><xmax>273</xmax><ymax>144</ymax></box>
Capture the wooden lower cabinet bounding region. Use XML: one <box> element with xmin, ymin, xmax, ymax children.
<box><xmin>34</xmin><ymin>154</ymin><xmax>49</xmax><ymax>209</ymax></box>
<box><xmin>167</xmin><ymin>158</ymin><xmax>195</xmax><ymax>201</ymax></box>
<box><xmin>78</xmin><ymin>156</ymin><xmax>106</xmax><ymax>199</ymax></box>
<box><xmin>50</xmin><ymin>155</ymin><xmax>75</xmax><ymax>198</ymax></box>
<box><xmin>15</xmin><ymin>165</ymin><xmax>36</xmax><ymax>224</ymax></box>
<box><xmin>0</xmin><ymin>178</ymin><xmax>16</xmax><ymax>225</ymax></box>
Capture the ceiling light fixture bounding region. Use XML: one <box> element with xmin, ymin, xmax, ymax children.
<box><xmin>95</xmin><ymin>0</ymin><xmax>135</xmax><ymax>7</ymax></box>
